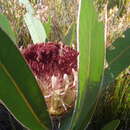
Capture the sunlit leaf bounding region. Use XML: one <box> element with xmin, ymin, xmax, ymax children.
<box><xmin>69</xmin><ymin>0</ymin><xmax>105</xmax><ymax>129</ymax></box>
<box><xmin>43</xmin><ymin>17</ymin><xmax>52</xmax><ymax>40</ymax></box>
<box><xmin>24</xmin><ymin>13</ymin><xmax>47</xmax><ymax>43</ymax></box>
<box><xmin>0</xmin><ymin>14</ymin><xmax>16</xmax><ymax>43</ymax></box>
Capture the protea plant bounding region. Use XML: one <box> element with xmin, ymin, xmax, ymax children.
<box><xmin>21</xmin><ymin>42</ymin><xmax>78</xmax><ymax>116</ymax></box>
<box><xmin>0</xmin><ymin>0</ymin><xmax>105</xmax><ymax>129</ymax></box>
<box><xmin>1</xmin><ymin>0</ymin><xmax>130</xmax><ymax>130</ymax></box>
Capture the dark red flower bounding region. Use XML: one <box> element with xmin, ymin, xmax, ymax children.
<box><xmin>22</xmin><ymin>42</ymin><xmax>78</xmax><ymax>116</ymax></box>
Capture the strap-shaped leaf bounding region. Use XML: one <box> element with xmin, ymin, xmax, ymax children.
<box><xmin>24</xmin><ymin>13</ymin><xmax>47</xmax><ymax>43</ymax></box>
<box><xmin>104</xmin><ymin>29</ymin><xmax>130</xmax><ymax>86</ymax></box>
<box><xmin>0</xmin><ymin>69</ymin><xmax>46</xmax><ymax>130</ymax></box>
<box><xmin>101</xmin><ymin>120</ymin><xmax>120</xmax><ymax>130</ymax></box>
<box><xmin>18</xmin><ymin>0</ymin><xmax>47</xmax><ymax>43</ymax></box>
<box><xmin>0</xmin><ymin>28</ymin><xmax>52</xmax><ymax>129</ymax></box>
<box><xmin>43</xmin><ymin>17</ymin><xmax>52</xmax><ymax>40</ymax></box>
<box><xmin>70</xmin><ymin>0</ymin><xmax>105</xmax><ymax>129</ymax></box>
<box><xmin>0</xmin><ymin>14</ymin><xmax>16</xmax><ymax>43</ymax></box>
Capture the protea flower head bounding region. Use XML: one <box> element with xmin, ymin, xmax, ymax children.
<box><xmin>21</xmin><ymin>42</ymin><xmax>78</xmax><ymax>116</ymax></box>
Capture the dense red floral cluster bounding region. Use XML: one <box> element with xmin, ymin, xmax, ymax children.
<box><xmin>21</xmin><ymin>42</ymin><xmax>78</xmax><ymax>115</ymax></box>
<box><xmin>22</xmin><ymin>42</ymin><xmax>78</xmax><ymax>79</ymax></box>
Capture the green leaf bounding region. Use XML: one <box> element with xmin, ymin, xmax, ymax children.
<box><xmin>19</xmin><ymin>0</ymin><xmax>48</xmax><ymax>43</ymax></box>
<box><xmin>101</xmin><ymin>120</ymin><xmax>120</xmax><ymax>130</ymax></box>
<box><xmin>70</xmin><ymin>0</ymin><xmax>105</xmax><ymax>129</ymax></box>
<box><xmin>24</xmin><ymin>13</ymin><xmax>47</xmax><ymax>43</ymax></box>
<box><xmin>0</xmin><ymin>28</ymin><xmax>52</xmax><ymax>129</ymax></box>
<box><xmin>104</xmin><ymin>29</ymin><xmax>130</xmax><ymax>86</ymax></box>
<box><xmin>0</xmin><ymin>14</ymin><xmax>16</xmax><ymax>43</ymax></box>
<box><xmin>43</xmin><ymin>17</ymin><xmax>52</xmax><ymax>40</ymax></box>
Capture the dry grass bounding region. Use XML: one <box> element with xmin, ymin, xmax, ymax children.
<box><xmin>0</xmin><ymin>0</ymin><xmax>130</xmax><ymax>46</ymax></box>
<box><xmin>35</xmin><ymin>0</ymin><xmax>130</xmax><ymax>46</ymax></box>
<box><xmin>96</xmin><ymin>0</ymin><xmax>130</xmax><ymax>46</ymax></box>
<box><xmin>0</xmin><ymin>0</ymin><xmax>33</xmax><ymax>46</ymax></box>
